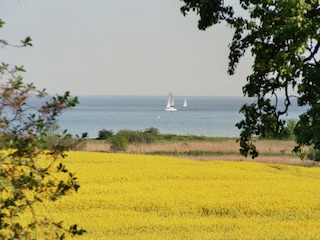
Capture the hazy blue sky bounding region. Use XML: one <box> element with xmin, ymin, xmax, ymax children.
<box><xmin>1</xmin><ymin>0</ymin><xmax>252</xmax><ymax>96</ymax></box>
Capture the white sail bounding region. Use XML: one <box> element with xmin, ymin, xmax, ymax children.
<box><xmin>183</xmin><ymin>99</ymin><xmax>187</xmax><ymax>108</ymax></box>
<box><xmin>164</xmin><ymin>92</ymin><xmax>177</xmax><ymax>111</ymax></box>
<box><xmin>170</xmin><ymin>94</ymin><xmax>175</xmax><ymax>107</ymax></box>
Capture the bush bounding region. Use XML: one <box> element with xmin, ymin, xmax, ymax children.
<box><xmin>286</xmin><ymin>119</ymin><xmax>297</xmax><ymax>140</ymax></box>
<box><xmin>117</xmin><ymin>128</ymin><xmax>160</xmax><ymax>145</ymax></box>
<box><xmin>110</xmin><ymin>134</ymin><xmax>128</xmax><ymax>152</ymax></box>
<box><xmin>0</xmin><ymin>73</ymin><xmax>86</xmax><ymax>237</ymax></box>
<box><xmin>259</xmin><ymin>118</ymin><xmax>297</xmax><ymax>140</ymax></box>
<box><xmin>141</xmin><ymin>132</ymin><xmax>156</xmax><ymax>144</ymax></box>
<box><xmin>97</xmin><ymin>129</ymin><xmax>114</xmax><ymax>140</ymax></box>
<box><xmin>42</xmin><ymin>133</ymin><xmax>86</xmax><ymax>151</ymax></box>
<box><xmin>307</xmin><ymin>147</ymin><xmax>320</xmax><ymax>161</ymax></box>
<box><xmin>142</xmin><ymin>127</ymin><xmax>159</xmax><ymax>144</ymax></box>
<box><xmin>144</xmin><ymin>127</ymin><xmax>160</xmax><ymax>136</ymax></box>
<box><xmin>117</xmin><ymin>129</ymin><xmax>141</xmax><ymax>143</ymax></box>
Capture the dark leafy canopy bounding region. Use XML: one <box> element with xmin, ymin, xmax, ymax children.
<box><xmin>0</xmin><ymin>20</ymin><xmax>86</xmax><ymax>238</ymax></box>
<box><xmin>180</xmin><ymin>0</ymin><xmax>320</xmax><ymax>158</ymax></box>
<box><xmin>180</xmin><ymin>0</ymin><xmax>233</xmax><ymax>29</ymax></box>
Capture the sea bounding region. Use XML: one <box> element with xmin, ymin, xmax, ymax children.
<box><xmin>56</xmin><ymin>96</ymin><xmax>307</xmax><ymax>139</ymax></box>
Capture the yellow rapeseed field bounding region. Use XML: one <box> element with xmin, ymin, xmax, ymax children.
<box><xmin>44</xmin><ymin>151</ymin><xmax>320</xmax><ymax>239</ymax></box>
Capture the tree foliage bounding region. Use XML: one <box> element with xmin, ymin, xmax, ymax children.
<box><xmin>180</xmin><ymin>0</ymin><xmax>320</xmax><ymax>158</ymax></box>
<box><xmin>0</xmin><ymin>20</ymin><xmax>85</xmax><ymax>238</ymax></box>
<box><xmin>109</xmin><ymin>127</ymin><xmax>161</xmax><ymax>152</ymax></box>
<box><xmin>97</xmin><ymin>129</ymin><xmax>114</xmax><ymax>140</ymax></box>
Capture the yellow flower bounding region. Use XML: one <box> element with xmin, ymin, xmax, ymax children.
<box><xmin>39</xmin><ymin>152</ymin><xmax>320</xmax><ymax>239</ymax></box>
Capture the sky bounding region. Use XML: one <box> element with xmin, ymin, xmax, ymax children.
<box><xmin>0</xmin><ymin>0</ymin><xmax>252</xmax><ymax>96</ymax></box>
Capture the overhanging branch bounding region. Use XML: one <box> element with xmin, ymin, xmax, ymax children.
<box><xmin>304</xmin><ymin>40</ymin><xmax>320</xmax><ymax>63</ymax></box>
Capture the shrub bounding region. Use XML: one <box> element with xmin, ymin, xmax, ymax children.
<box><xmin>259</xmin><ymin>119</ymin><xmax>297</xmax><ymax>140</ymax></box>
<box><xmin>0</xmin><ymin>22</ymin><xmax>85</xmax><ymax>238</ymax></box>
<box><xmin>144</xmin><ymin>127</ymin><xmax>160</xmax><ymax>136</ymax></box>
<box><xmin>307</xmin><ymin>147</ymin><xmax>320</xmax><ymax>161</ymax></box>
<box><xmin>97</xmin><ymin>129</ymin><xmax>114</xmax><ymax>140</ymax></box>
<box><xmin>286</xmin><ymin>119</ymin><xmax>297</xmax><ymax>140</ymax></box>
<box><xmin>117</xmin><ymin>129</ymin><xmax>141</xmax><ymax>143</ymax></box>
<box><xmin>140</xmin><ymin>132</ymin><xmax>156</xmax><ymax>144</ymax></box>
<box><xmin>42</xmin><ymin>133</ymin><xmax>86</xmax><ymax>151</ymax></box>
<box><xmin>110</xmin><ymin>134</ymin><xmax>128</xmax><ymax>152</ymax></box>
<box><xmin>141</xmin><ymin>127</ymin><xmax>159</xmax><ymax>144</ymax></box>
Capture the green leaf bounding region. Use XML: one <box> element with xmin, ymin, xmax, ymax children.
<box><xmin>21</xmin><ymin>36</ymin><xmax>32</xmax><ymax>47</ymax></box>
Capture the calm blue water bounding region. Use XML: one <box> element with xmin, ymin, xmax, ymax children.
<box><xmin>57</xmin><ymin>96</ymin><xmax>306</xmax><ymax>138</ymax></box>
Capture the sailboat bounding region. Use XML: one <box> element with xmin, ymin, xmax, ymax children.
<box><xmin>164</xmin><ymin>92</ymin><xmax>177</xmax><ymax>111</ymax></box>
<box><xmin>183</xmin><ymin>98</ymin><xmax>187</xmax><ymax>108</ymax></box>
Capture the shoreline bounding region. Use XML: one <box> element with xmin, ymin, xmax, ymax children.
<box><xmin>81</xmin><ymin>139</ymin><xmax>318</xmax><ymax>166</ymax></box>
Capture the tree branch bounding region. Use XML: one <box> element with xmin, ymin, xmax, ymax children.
<box><xmin>304</xmin><ymin>40</ymin><xmax>320</xmax><ymax>63</ymax></box>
